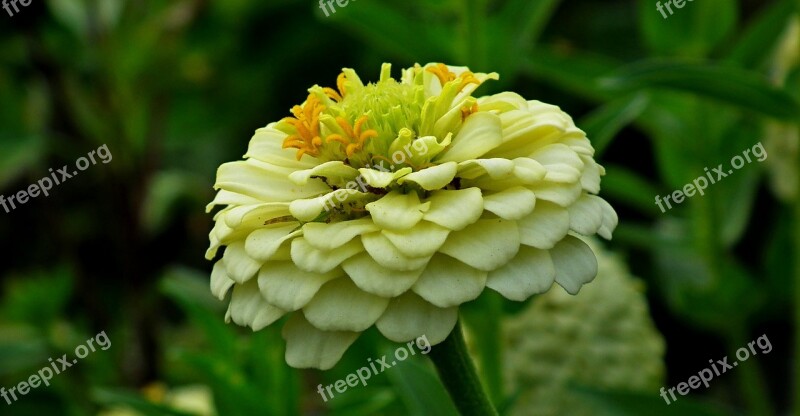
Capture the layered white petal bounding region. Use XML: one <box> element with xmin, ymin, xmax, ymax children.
<box><xmin>291</xmin><ymin>237</ymin><xmax>363</xmax><ymax>273</ymax></box>
<box><xmin>550</xmin><ymin>235</ymin><xmax>598</xmax><ymax>294</ymax></box>
<box><xmin>223</xmin><ymin>242</ymin><xmax>262</xmax><ymax>284</ymax></box>
<box><xmin>486</xmin><ymin>246</ymin><xmax>555</xmax><ymax>301</ymax></box>
<box><xmin>288</xmin><ymin>161</ymin><xmax>360</xmax><ymax>185</ymax></box>
<box><xmin>361</xmin><ymin>232</ymin><xmax>431</xmax><ymax>271</ymax></box>
<box><xmin>210</xmin><ymin>260</ymin><xmax>235</xmax><ymax>300</ymax></box>
<box><xmin>342</xmin><ymin>252</ymin><xmax>425</xmax><ymax>297</ymax></box>
<box><xmin>214</xmin><ymin>159</ymin><xmax>328</xmax><ymax>202</ymax></box>
<box><xmin>244</xmin><ymin>223</ymin><xmax>301</xmax><ymax>262</ymax></box>
<box><xmin>381</xmin><ymin>221</ymin><xmax>450</xmax><ymax>258</ymax></box>
<box><xmin>302</xmin><ymin>218</ymin><xmax>379</xmax><ymax>251</ymax></box>
<box><xmin>245</xmin><ymin>126</ymin><xmax>318</xmax><ymax>169</ymax></box>
<box><xmin>365</xmin><ymin>190</ymin><xmax>430</xmax><ymax>231</ymax></box>
<box><xmin>412</xmin><ymin>254</ymin><xmax>488</xmax><ymax>308</ymax></box>
<box><xmin>376</xmin><ymin>291</ymin><xmax>458</xmax><ymax>344</ymax></box>
<box><xmin>303</xmin><ymin>278</ymin><xmax>390</xmax><ymax>332</ymax></box>
<box><xmin>397</xmin><ymin>162</ymin><xmax>458</xmax><ymax>190</ymax></box>
<box><xmin>422</xmin><ymin>188</ymin><xmax>483</xmax><ymax>230</ymax></box>
<box><xmin>567</xmin><ymin>194</ymin><xmax>604</xmax><ymax>236</ymax></box>
<box><xmin>438</xmin><ymin>219</ymin><xmax>520</xmax><ymax>271</ymax></box>
<box><xmin>437</xmin><ymin>112</ymin><xmax>503</xmax><ymax>162</ymax></box>
<box><xmin>258</xmin><ymin>261</ymin><xmax>341</xmax><ymax>311</ymax></box>
<box><xmin>282</xmin><ymin>313</ymin><xmax>359</xmax><ymax>370</ymax></box>
<box><xmin>225</xmin><ymin>280</ymin><xmax>285</xmax><ymax>331</ymax></box>
<box><xmin>482</xmin><ymin>186</ymin><xmax>537</xmax><ymax>220</ymax></box>
<box><xmin>517</xmin><ymin>201</ymin><xmax>570</xmax><ymax>249</ymax></box>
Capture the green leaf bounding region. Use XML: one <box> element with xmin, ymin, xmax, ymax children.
<box><xmin>725</xmin><ymin>0</ymin><xmax>798</xmax><ymax>67</ymax></box>
<box><xmin>638</xmin><ymin>0</ymin><xmax>737</xmax><ymax>57</ymax></box>
<box><xmin>386</xmin><ymin>359</ymin><xmax>460</xmax><ymax>416</ymax></box>
<box><xmin>580</xmin><ymin>93</ymin><xmax>650</xmax><ymax>157</ymax></box>
<box><xmin>601</xmin><ymin>60</ymin><xmax>800</xmax><ymax>121</ymax></box>
<box><xmin>522</xmin><ymin>46</ymin><xmax>620</xmax><ymax>102</ymax></box>
<box><xmin>571</xmin><ymin>386</ymin><xmax>737</xmax><ymax>416</ymax></box>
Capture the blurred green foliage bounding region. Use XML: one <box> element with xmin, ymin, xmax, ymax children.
<box><xmin>0</xmin><ymin>0</ymin><xmax>797</xmax><ymax>415</ymax></box>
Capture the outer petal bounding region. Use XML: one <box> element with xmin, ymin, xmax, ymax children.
<box><xmin>438</xmin><ymin>219</ymin><xmax>520</xmax><ymax>271</ymax></box>
<box><xmin>291</xmin><ymin>237</ymin><xmax>363</xmax><ymax>273</ymax></box>
<box><xmin>244</xmin><ymin>223</ymin><xmax>301</xmax><ymax>262</ymax></box>
<box><xmin>456</xmin><ymin>158</ymin><xmax>515</xmax><ymax>180</ymax></box>
<box><xmin>397</xmin><ymin>162</ymin><xmax>458</xmax><ymax>190</ymax></box>
<box><xmin>596</xmin><ymin>197</ymin><xmax>618</xmax><ymax>240</ymax></box>
<box><xmin>288</xmin><ymin>161</ymin><xmax>360</xmax><ymax>185</ymax></box>
<box><xmin>437</xmin><ymin>112</ymin><xmax>503</xmax><ymax>162</ymax></box>
<box><xmin>482</xmin><ymin>186</ymin><xmax>537</xmax><ymax>220</ymax></box>
<box><xmin>214</xmin><ymin>159</ymin><xmax>328</xmax><ymax>202</ymax></box>
<box><xmin>381</xmin><ymin>221</ymin><xmax>450</xmax><ymax>258</ymax></box>
<box><xmin>361</xmin><ymin>232</ymin><xmax>431</xmax><ymax>271</ymax></box>
<box><xmin>567</xmin><ymin>194</ymin><xmax>604</xmax><ymax>236</ymax></box>
<box><xmin>342</xmin><ymin>252</ymin><xmax>424</xmax><ymax>297</ymax></box>
<box><xmin>223</xmin><ymin>242</ymin><xmax>262</xmax><ymax>284</ymax></box>
<box><xmin>376</xmin><ymin>291</ymin><xmax>458</xmax><ymax>344</ymax></box>
<box><xmin>225</xmin><ymin>280</ymin><xmax>285</xmax><ymax>331</ymax></box>
<box><xmin>422</xmin><ymin>188</ymin><xmax>483</xmax><ymax>231</ymax></box>
<box><xmin>303</xmin><ymin>278</ymin><xmax>390</xmax><ymax>332</ymax></box>
<box><xmin>550</xmin><ymin>235</ymin><xmax>599</xmax><ymax>294</ymax></box>
<box><xmin>282</xmin><ymin>313</ymin><xmax>359</xmax><ymax>370</ymax></box>
<box><xmin>517</xmin><ymin>201</ymin><xmax>570</xmax><ymax>249</ymax></box>
<box><xmin>210</xmin><ymin>260</ymin><xmax>235</xmax><ymax>300</ymax></box>
<box><xmin>258</xmin><ymin>261</ymin><xmax>341</xmax><ymax>311</ymax></box>
<box><xmin>302</xmin><ymin>218</ymin><xmax>379</xmax><ymax>251</ymax></box>
<box><xmin>366</xmin><ymin>190</ymin><xmax>430</xmax><ymax>231</ymax></box>
<box><xmin>486</xmin><ymin>246</ymin><xmax>555</xmax><ymax>301</ymax></box>
<box><xmin>244</xmin><ymin>125</ymin><xmax>318</xmax><ymax>169</ymax></box>
<box><xmin>412</xmin><ymin>254</ymin><xmax>488</xmax><ymax>308</ymax></box>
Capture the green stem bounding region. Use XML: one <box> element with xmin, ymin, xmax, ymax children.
<box><xmin>429</xmin><ymin>320</ymin><xmax>499</xmax><ymax>416</ymax></box>
<box><xmin>728</xmin><ymin>328</ymin><xmax>774</xmax><ymax>416</ymax></box>
<box><xmin>794</xmin><ymin>150</ymin><xmax>800</xmax><ymax>416</ymax></box>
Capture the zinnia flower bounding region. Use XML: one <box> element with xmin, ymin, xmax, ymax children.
<box><xmin>206</xmin><ymin>62</ymin><xmax>618</xmax><ymax>370</ymax></box>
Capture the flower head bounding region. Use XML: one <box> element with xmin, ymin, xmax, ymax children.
<box><xmin>206</xmin><ymin>63</ymin><xmax>618</xmax><ymax>369</ymax></box>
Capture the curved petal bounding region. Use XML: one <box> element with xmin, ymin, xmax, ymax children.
<box><xmin>223</xmin><ymin>242</ymin><xmax>262</xmax><ymax>284</ymax></box>
<box><xmin>486</xmin><ymin>246</ymin><xmax>555</xmax><ymax>301</ymax></box>
<box><xmin>596</xmin><ymin>197</ymin><xmax>618</xmax><ymax>240</ymax></box>
<box><xmin>438</xmin><ymin>219</ymin><xmax>520</xmax><ymax>271</ymax></box>
<box><xmin>436</xmin><ymin>112</ymin><xmax>503</xmax><ymax>162</ymax></box>
<box><xmin>302</xmin><ymin>218</ymin><xmax>379</xmax><ymax>251</ymax></box>
<box><xmin>567</xmin><ymin>194</ymin><xmax>604</xmax><ymax>236</ymax></box>
<box><xmin>214</xmin><ymin>159</ymin><xmax>329</xmax><ymax>202</ymax></box>
<box><xmin>282</xmin><ymin>313</ymin><xmax>359</xmax><ymax>370</ymax></box>
<box><xmin>376</xmin><ymin>291</ymin><xmax>458</xmax><ymax>344</ymax></box>
<box><xmin>358</xmin><ymin>167</ymin><xmax>412</xmax><ymax>188</ymax></box>
<box><xmin>482</xmin><ymin>186</ymin><xmax>537</xmax><ymax>220</ymax></box>
<box><xmin>291</xmin><ymin>237</ymin><xmax>363</xmax><ymax>273</ymax></box>
<box><xmin>365</xmin><ymin>191</ymin><xmax>430</xmax><ymax>231</ymax></box>
<box><xmin>381</xmin><ymin>221</ymin><xmax>450</xmax><ymax>258</ymax></box>
<box><xmin>456</xmin><ymin>158</ymin><xmax>515</xmax><ymax>180</ymax></box>
<box><xmin>422</xmin><ymin>188</ymin><xmax>483</xmax><ymax>231</ymax></box>
<box><xmin>222</xmin><ymin>203</ymin><xmax>291</xmax><ymax>229</ymax></box>
<box><xmin>550</xmin><ymin>235</ymin><xmax>598</xmax><ymax>294</ymax></box>
<box><xmin>244</xmin><ymin>223</ymin><xmax>301</xmax><ymax>262</ymax></box>
<box><xmin>397</xmin><ymin>162</ymin><xmax>458</xmax><ymax>190</ymax></box>
<box><xmin>517</xmin><ymin>201</ymin><xmax>570</xmax><ymax>249</ymax></box>
<box><xmin>258</xmin><ymin>261</ymin><xmax>342</xmax><ymax>311</ymax></box>
<box><xmin>225</xmin><ymin>280</ymin><xmax>286</xmax><ymax>331</ymax></box>
<box><xmin>412</xmin><ymin>254</ymin><xmax>488</xmax><ymax>307</ymax></box>
<box><xmin>361</xmin><ymin>232</ymin><xmax>431</xmax><ymax>271</ymax></box>
<box><xmin>244</xmin><ymin>125</ymin><xmax>318</xmax><ymax>169</ymax></box>
<box><xmin>303</xmin><ymin>278</ymin><xmax>390</xmax><ymax>332</ymax></box>
<box><xmin>211</xmin><ymin>260</ymin><xmax>235</xmax><ymax>300</ymax></box>
<box><xmin>288</xmin><ymin>161</ymin><xmax>360</xmax><ymax>185</ymax></box>
<box><xmin>342</xmin><ymin>252</ymin><xmax>424</xmax><ymax>297</ymax></box>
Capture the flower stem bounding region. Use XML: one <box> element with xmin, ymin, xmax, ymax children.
<box><xmin>429</xmin><ymin>320</ymin><xmax>499</xmax><ymax>416</ymax></box>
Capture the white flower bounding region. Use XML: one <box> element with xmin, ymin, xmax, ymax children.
<box><xmin>207</xmin><ymin>63</ymin><xmax>618</xmax><ymax>369</ymax></box>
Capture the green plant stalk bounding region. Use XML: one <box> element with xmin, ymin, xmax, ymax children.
<box><xmin>794</xmin><ymin>149</ymin><xmax>800</xmax><ymax>416</ymax></box>
<box><xmin>729</xmin><ymin>327</ymin><xmax>775</xmax><ymax>416</ymax></box>
<box><xmin>429</xmin><ymin>320</ymin><xmax>499</xmax><ymax>416</ymax></box>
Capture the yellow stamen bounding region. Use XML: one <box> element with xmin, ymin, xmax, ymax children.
<box><xmin>461</xmin><ymin>102</ymin><xmax>479</xmax><ymax>121</ymax></box>
<box><xmin>337</xmin><ymin>72</ymin><xmax>348</xmax><ymax>98</ymax></box>
<box><xmin>426</xmin><ymin>63</ymin><xmax>456</xmax><ymax>86</ymax></box>
<box><xmin>325</xmin><ymin>114</ymin><xmax>378</xmax><ymax>158</ymax></box>
<box><xmin>323</xmin><ymin>87</ymin><xmax>342</xmax><ymax>102</ymax></box>
<box><xmin>281</xmin><ymin>94</ymin><xmax>326</xmax><ymax>160</ymax></box>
